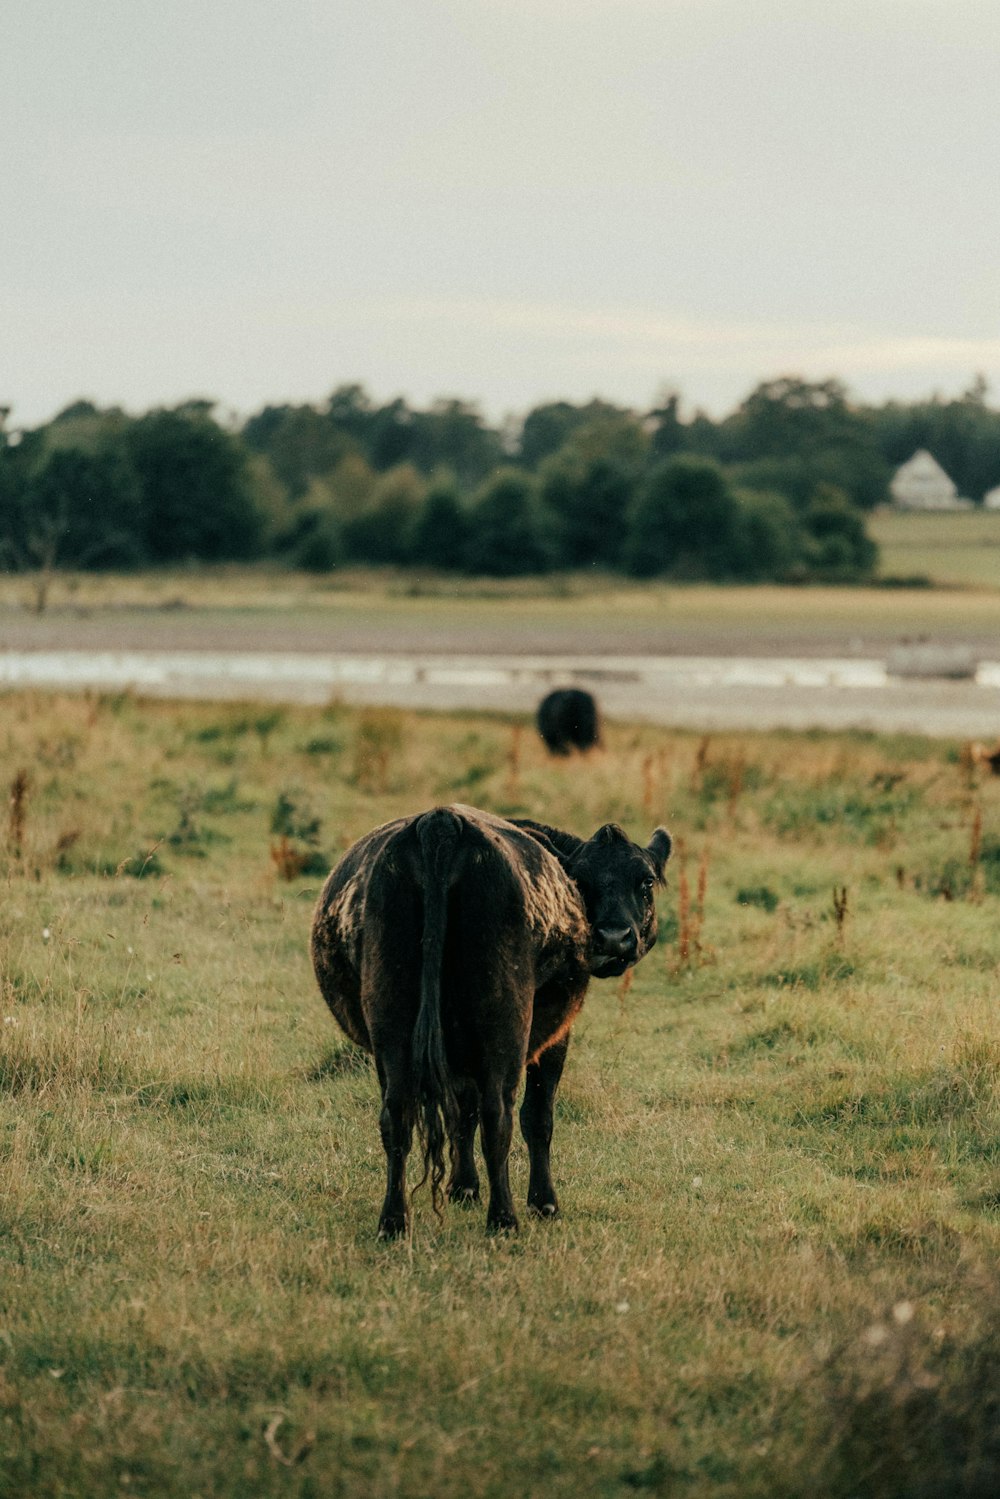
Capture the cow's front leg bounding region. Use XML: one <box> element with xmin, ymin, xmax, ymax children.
<box><xmin>447</xmin><ymin>1081</ymin><xmax>481</xmax><ymax>1204</ymax></box>
<box><xmin>480</xmin><ymin>1078</ymin><xmax>519</xmax><ymax>1232</ymax></box>
<box><xmin>520</xmin><ymin>1034</ymin><xmax>569</xmax><ymax>1217</ymax></box>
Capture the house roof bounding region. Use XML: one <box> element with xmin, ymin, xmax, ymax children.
<box><xmin>889</xmin><ymin>449</ymin><xmax>960</xmax><ymax>507</ymax></box>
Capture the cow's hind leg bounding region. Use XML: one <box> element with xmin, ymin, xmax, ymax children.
<box><xmin>520</xmin><ymin>1035</ymin><xmax>569</xmax><ymax>1218</ymax></box>
<box><xmin>447</xmin><ymin>1081</ymin><xmax>480</xmax><ymax>1204</ymax></box>
<box><xmin>376</xmin><ymin>1054</ymin><xmax>414</xmax><ymax>1239</ymax></box>
<box><xmin>479</xmin><ymin>1075</ymin><xmax>520</xmax><ymax>1232</ymax></box>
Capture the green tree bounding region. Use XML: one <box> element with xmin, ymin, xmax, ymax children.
<box><xmin>722</xmin><ymin>376</ymin><xmax>889</xmax><ymax>509</ymax></box>
<box><xmin>517</xmin><ymin>399</ymin><xmax>631</xmax><ymax>469</ymax></box>
<box><xmin>623</xmin><ymin>457</ymin><xmax>738</xmax><ymax>579</ymax></box>
<box><xmin>0</xmin><ymin>419</ymin><xmax>145</xmax><ymax>608</ymax></box>
<box><xmin>43</xmin><ymin>399</ymin><xmax>132</xmax><ymax>456</ymax></box>
<box><xmin>728</xmin><ymin>454</ymin><xmax>816</xmax><ymax>511</ymax></box>
<box><xmin>273</xmin><ymin>477</ymin><xmax>344</xmax><ymax>572</ymax></box>
<box><xmin>560</xmin><ymin>411</ymin><xmax>650</xmax><ymax>473</ymax></box>
<box><xmin>463</xmin><ymin>469</ymin><xmax>551</xmax><ymax>576</ymax></box>
<box><xmin>341</xmin><ymin>463</ymin><xmax>425</xmax><ymax>565</ymax></box>
<box><xmin>410</xmin><ymin>481</ymin><xmax>470</xmax><ymax>570</ymax></box>
<box><xmin>647</xmin><ymin>391</ymin><xmax>686</xmax><ymax>460</ymax></box>
<box><xmin>726</xmin><ymin>490</ymin><xmax>804</xmax><ymax>580</ymax></box>
<box><xmin>409</xmin><ymin>399</ymin><xmax>504</xmax><ymax>487</ymax></box>
<box><xmin>367</xmin><ymin>398</ymin><xmax>417</xmax><ymax>471</ymax></box>
<box><xmin>539</xmin><ymin>453</ymin><xmax>635</xmax><ymax>568</ymax></box>
<box><xmin>0</xmin><ymin>418</ymin><xmax>34</xmax><ymax>592</ymax></box>
<box><xmin>325</xmin><ymin>452</ymin><xmax>377</xmax><ymax>524</ymax></box>
<box><xmin>325</xmin><ymin>383</ymin><xmax>376</xmax><ymax>445</ymax></box>
<box><xmin>126</xmin><ymin>407</ymin><xmax>262</xmax><ymax>562</ymax></box>
<box><xmin>29</xmin><ymin>446</ymin><xmax>145</xmax><ymax>567</ymax></box>
<box><xmin>242</xmin><ymin>403</ymin><xmax>355</xmax><ymax>499</ymax></box>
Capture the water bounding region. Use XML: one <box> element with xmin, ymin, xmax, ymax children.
<box><xmin>0</xmin><ymin>649</ymin><xmax>892</xmax><ymax>692</ymax></box>
<box><xmin>1</xmin><ymin>649</ymin><xmax>999</xmax><ymax>737</ymax></box>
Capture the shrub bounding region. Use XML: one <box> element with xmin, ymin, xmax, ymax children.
<box><xmin>802</xmin><ymin>485</ymin><xmax>879</xmax><ymax>580</ymax></box>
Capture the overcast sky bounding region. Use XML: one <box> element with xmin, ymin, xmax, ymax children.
<box><xmin>4</xmin><ymin>0</ymin><xmax>999</xmax><ymax>428</ymax></box>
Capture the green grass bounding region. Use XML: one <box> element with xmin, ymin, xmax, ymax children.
<box><xmin>2</xmin><ymin>691</ymin><xmax>1000</xmax><ymax>1495</ymax></box>
<box><xmin>870</xmin><ymin>507</ymin><xmax>1000</xmax><ymax>588</ymax></box>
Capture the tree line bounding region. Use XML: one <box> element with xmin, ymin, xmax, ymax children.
<box><xmin>2</xmin><ymin>375</ymin><xmax>999</xmax><ymax>588</ymax></box>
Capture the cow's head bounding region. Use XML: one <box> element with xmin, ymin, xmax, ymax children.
<box><xmin>568</xmin><ymin>824</ymin><xmax>672</xmax><ymax>978</ymax></box>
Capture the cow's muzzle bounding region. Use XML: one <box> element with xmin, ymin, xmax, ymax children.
<box><xmin>590</xmin><ymin>925</ymin><xmax>639</xmax><ymax>976</ymax></box>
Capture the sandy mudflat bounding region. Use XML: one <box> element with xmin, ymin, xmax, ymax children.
<box><xmin>0</xmin><ymin>607</ymin><xmax>997</xmax><ymax>658</ymax></box>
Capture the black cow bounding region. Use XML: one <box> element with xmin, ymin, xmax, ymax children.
<box><xmin>536</xmin><ymin>687</ymin><xmax>601</xmax><ymax>755</ymax></box>
<box><xmin>311</xmin><ymin>803</ymin><xmax>671</xmax><ymax>1237</ymax></box>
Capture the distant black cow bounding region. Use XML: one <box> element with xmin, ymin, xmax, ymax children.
<box><xmin>536</xmin><ymin>687</ymin><xmax>601</xmax><ymax>755</ymax></box>
<box><xmin>311</xmin><ymin>804</ymin><xmax>671</xmax><ymax>1237</ymax></box>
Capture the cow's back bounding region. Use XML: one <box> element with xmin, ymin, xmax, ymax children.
<box><xmin>310</xmin><ymin>805</ymin><xmax>588</xmax><ymax>1054</ymax></box>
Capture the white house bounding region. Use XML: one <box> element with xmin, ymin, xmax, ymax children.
<box><xmin>889</xmin><ymin>449</ymin><xmax>972</xmax><ymax>510</ymax></box>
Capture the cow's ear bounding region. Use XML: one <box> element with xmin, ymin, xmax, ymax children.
<box><xmin>647</xmin><ymin>827</ymin><xmax>672</xmax><ymax>880</ymax></box>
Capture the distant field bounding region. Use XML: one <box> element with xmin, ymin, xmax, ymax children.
<box><xmin>1</xmin><ymin>566</ymin><xmax>999</xmax><ymax>658</ymax></box>
<box><xmin>2</xmin><ymin>692</ymin><xmax>1000</xmax><ymax>1495</ymax></box>
<box><xmin>870</xmin><ymin>507</ymin><xmax>1000</xmax><ymax>587</ymax></box>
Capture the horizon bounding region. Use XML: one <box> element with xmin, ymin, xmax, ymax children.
<box><xmin>8</xmin><ymin>363</ymin><xmax>1000</xmax><ymax>437</ymax></box>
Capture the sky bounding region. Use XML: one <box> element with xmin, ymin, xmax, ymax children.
<box><xmin>3</xmin><ymin>0</ymin><xmax>1000</xmax><ymax>429</ymax></box>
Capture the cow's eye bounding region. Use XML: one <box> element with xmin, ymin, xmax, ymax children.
<box><xmin>641</xmin><ymin>876</ymin><xmax>654</xmax><ymax>895</ymax></box>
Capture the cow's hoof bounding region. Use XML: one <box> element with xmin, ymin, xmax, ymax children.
<box><xmin>448</xmin><ymin>1183</ymin><xmax>481</xmax><ymax>1206</ymax></box>
<box><xmin>528</xmin><ymin>1201</ymin><xmax>559</xmax><ymax>1219</ymax></box>
<box><xmin>486</xmin><ymin>1212</ymin><xmax>519</xmax><ymax>1234</ymax></box>
<box><xmin>377</xmin><ymin>1214</ymin><xmax>408</xmax><ymax>1240</ymax></box>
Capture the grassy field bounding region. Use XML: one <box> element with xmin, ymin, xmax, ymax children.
<box><xmin>1</xmin><ymin>561</ymin><xmax>999</xmax><ymax>659</ymax></box>
<box><xmin>870</xmin><ymin>508</ymin><xmax>1000</xmax><ymax>589</ymax></box>
<box><xmin>2</xmin><ymin>691</ymin><xmax>1000</xmax><ymax>1496</ymax></box>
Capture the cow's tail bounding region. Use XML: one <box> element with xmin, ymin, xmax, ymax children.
<box><xmin>411</xmin><ymin>808</ymin><xmax>464</xmax><ymax>1215</ymax></box>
